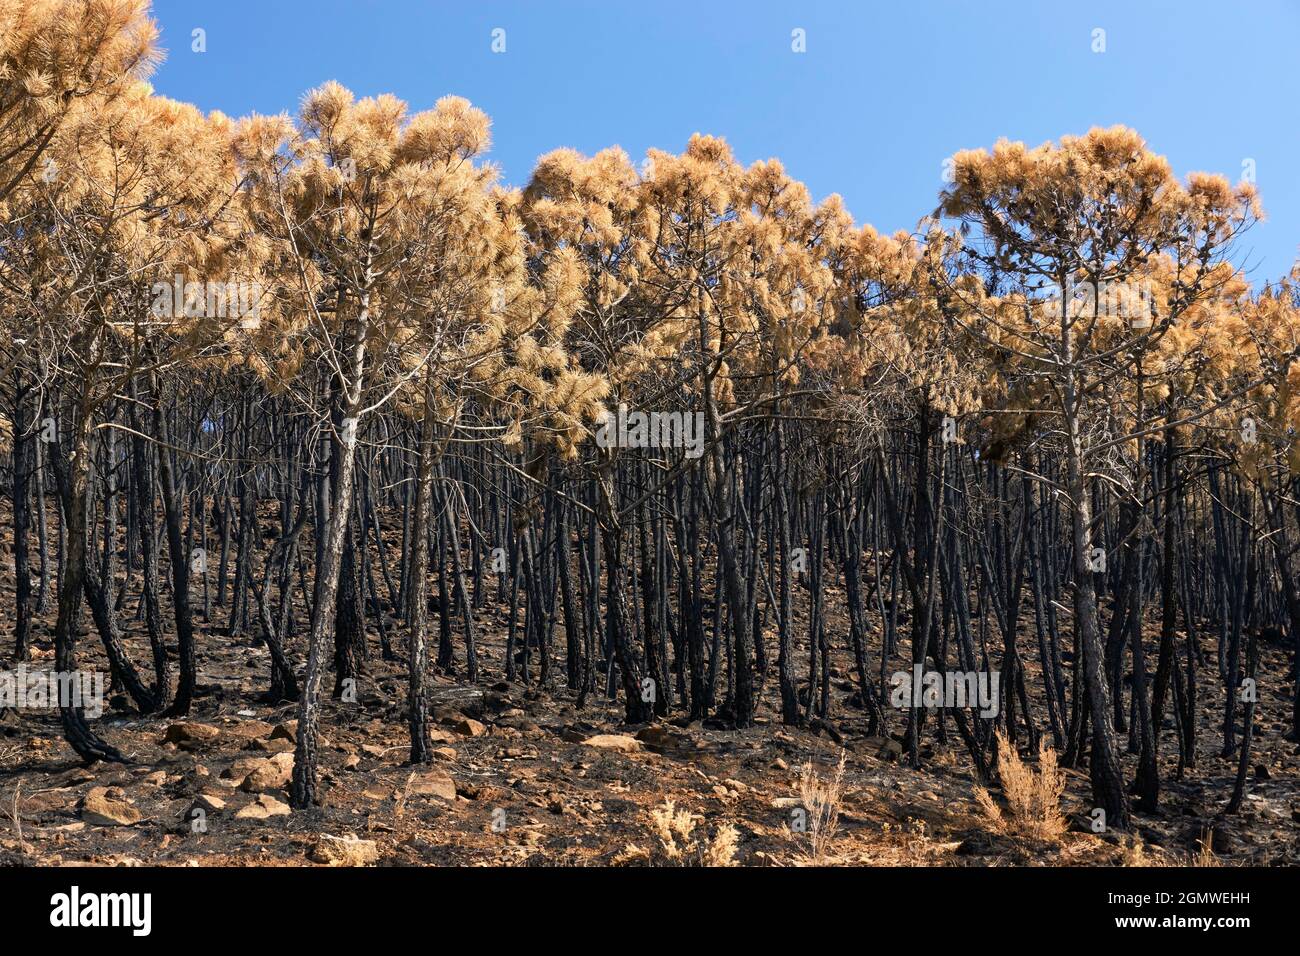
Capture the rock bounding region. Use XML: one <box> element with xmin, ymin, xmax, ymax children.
<box><xmin>234</xmin><ymin>794</ymin><xmax>291</xmax><ymax>820</ymax></box>
<box><xmin>162</xmin><ymin>722</ymin><xmax>221</xmax><ymax>750</ymax></box>
<box><xmin>582</xmin><ymin>734</ymin><xmax>643</xmax><ymax>753</ymax></box>
<box><xmin>456</xmin><ymin>783</ymin><xmax>502</xmax><ymax>802</ymax></box>
<box><xmin>140</xmin><ymin>770</ymin><xmax>168</xmax><ymax>788</ymax></box>
<box><xmin>310</xmin><ymin>835</ymin><xmax>379</xmax><ymax>866</ymax></box>
<box><xmin>221</xmin><ymin>756</ymin><xmax>269</xmax><ymax>783</ymax></box>
<box><xmin>876</xmin><ymin>738</ymin><xmax>904</xmax><ymax>761</ymax></box>
<box><xmin>56</xmin><ymin>768</ymin><xmax>96</xmax><ymax>787</ymax></box>
<box><xmin>225</xmin><ymin>719</ymin><xmax>275</xmax><ymax>739</ymax></box>
<box><xmin>270</xmin><ymin>721</ymin><xmax>298</xmax><ymax>742</ymax></box>
<box><xmin>635</xmin><ymin>724</ymin><xmax>682</xmax><ymax>751</ymax></box>
<box><xmin>180</xmin><ymin>794</ymin><xmax>223</xmax><ymax>832</ymax></box>
<box><xmin>432</xmin><ymin>748</ymin><xmax>457</xmax><ymax>762</ymax></box>
<box><xmin>22</xmin><ymin>790</ymin><xmax>73</xmax><ymax>813</ymax></box>
<box><xmin>955</xmin><ymin>834</ymin><xmax>996</xmax><ymax>856</ymax></box>
<box><xmin>239</xmin><ymin>752</ymin><xmax>295</xmax><ymax>792</ymax></box>
<box><xmin>81</xmin><ymin>787</ymin><xmax>142</xmax><ymax>826</ymax></box>
<box><xmin>250</xmin><ymin>736</ymin><xmax>295</xmax><ymax>754</ymax></box>
<box><xmin>1254</xmin><ymin>764</ymin><xmax>1271</xmax><ymax>781</ymax></box>
<box><xmin>350</xmin><ymin>687</ymin><xmax>386</xmax><ymax>708</ymax></box>
<box><xmin>442</xmin><ymin>716</ymin><xmax>486</xmax><ymax>737</ymax></box>
<box><xmin>191</xmin><ymin>793</ymin><xmax>226</xmax><ymax>813</ymax></box>
<box><xmin>406</xmin><ymin>770</ymin><xmax>457</xmax><ymax>801</ymax></box>
<box><xmin>1137</xmin><ymin>826</ymin><xmax>1165</xmax><ymax>847</ymax></box>
<box><xmin>495</xmin><ymin>714</ymin><xmax>540</xmax><ymax>733</ymax></box>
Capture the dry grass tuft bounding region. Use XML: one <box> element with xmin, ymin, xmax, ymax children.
<box><xmin>973</xmin><ymin>730</ymin><xmax>1067</xmax><ymax>843</ymax></box>
<box><xmin>1120</xmin><ymin>836</ymin><xmax>1155</xmax><ymax>866</ymax></box>
<box><xmin>5</xmin><ymin>783</ymin><xmax>26</xmax><ymax>859</ymax></box>
<box><xmin>1182</xmin><ymin>829</ymin><xmax>1224</xmax><ymax>867</ymax></box>
<box><xmin>1121</xmin><ymin>829</ymin><xmax>1226</xmax><ymax>867</ymax></box>
<box><xmin>613</xmin><ymin>800</ymin><xmax>739</xmax><ymax>867</ymax></box>
<box><xmin>794</xmin><ymin>750</ymin><xmax>847</xmax><ymax>865</ymax></box>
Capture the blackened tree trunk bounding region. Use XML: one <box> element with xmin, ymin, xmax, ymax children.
<box><xmin>11</xmin><ymin>371</ymin><xmax>34</xmax><ymax>661</ymax></box>
<box><xmin>1064</xmin><ymin>368</ymin><xmax>1131</xmax><ymax>831</ymax></box>
<box><xmin>54</xmin><ymin>392</ymin><xmax>124</xmax><ymax>762</ymax></box>
<box><xmin>405</xmin><ymin>379</ymin><xmax>437</xmax><ymax>763</ymax></box>
<box><xmin>155</xmin><ymin>384</ymin><xmax>198</xmax><ymax>717</ymax></box>
<box><xmin>291</xmin><ymin>270</ymin><xmax>372</xmax><ymax>810</ymax></box>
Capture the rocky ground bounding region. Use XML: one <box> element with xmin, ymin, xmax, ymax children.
<box><xmin>1</xmin><ymin>633</ymin><xmax>1297</xmax><ymax>867</ymax></box>
<box><xmin>0</xmin><ymin>500</ymin><xmax>1297</xmax><ymax>866</ymax></box>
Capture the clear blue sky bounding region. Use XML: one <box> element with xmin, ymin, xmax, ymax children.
<box><xmin>150</xmin><ymin>0</ymin><xmax>1300</xmax><ymax>284</ymax></box>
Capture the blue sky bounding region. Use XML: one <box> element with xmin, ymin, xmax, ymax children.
<box><xmin>150</xmin><ymin>0</ymin><xmax>1300</xmax><ymax>284</ymax></box>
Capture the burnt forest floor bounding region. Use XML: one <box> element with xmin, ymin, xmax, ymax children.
<box><xmin>0</xmin><ymin>499</ymin><xmax>1297</xmax><ymax>867</ymax></box>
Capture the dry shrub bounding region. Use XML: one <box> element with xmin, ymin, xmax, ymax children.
<box><xmin>1122</xmin><ymin>829</ymin><xmax>1225</xmax><ymax>867</ymax></box>
<box><xmin>613</xmin><ymin>800</ymin><xmax>739</xmax><ymax>867</ymax></box>
<box><xmin>973</xmin><ymin>730</ymin><xmax>1067</xmax><ymax>842</ymax></box>
<box><xmin>795</xmin><ymin>750</ymin><xmax>847</xmax><ymax>865</ymax></box>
